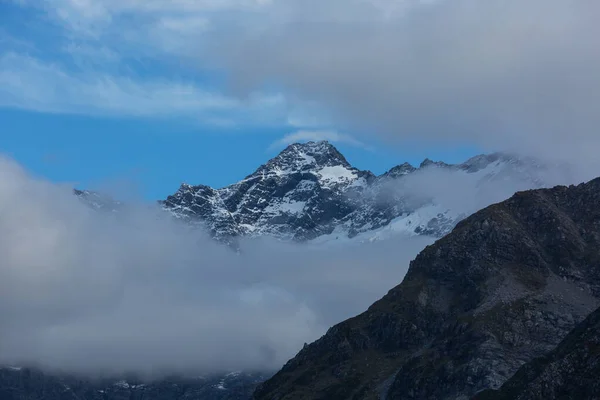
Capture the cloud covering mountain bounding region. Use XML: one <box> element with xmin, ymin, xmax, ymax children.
<box><xmin>0</xmin><ymin>139</ymin><xmax>589</xmax><ymax>378</ymax></box>
<box><xmin>0</xmin><ymin>155</ymin><xmax>432</xmax><ymax>377</ymax></box>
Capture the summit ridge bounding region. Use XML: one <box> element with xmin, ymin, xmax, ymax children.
<box><xmin>159</xmin><ymin>141</ymin><xmax>571</xmax><ymax>243</ymax></box>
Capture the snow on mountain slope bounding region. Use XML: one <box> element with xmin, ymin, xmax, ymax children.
<box><xmin>160</xmin><ymin>141</ymin><xmax>576</xmax><ymax>244</ymax></box>
<box><xmin>161</xmin><ymin>141</ymin><xmax>373</xmax><ymax>242</ymax></box>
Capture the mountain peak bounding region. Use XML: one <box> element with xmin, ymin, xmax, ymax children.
<box><xmin>277</xmin><ymin>140</ymin><xmax>350</xmax><ymax>166</ymax></box>
<box><xmin>419</xmin><ymin>158</ymin><xmax>452</xmax><ymax>169</ymax></box>
<box><xmin>254</xmin><ymin>141</ymin><xmax>352</xmax><ymax>178</ymax></box>
<box><xmin>384</xmin><ymin>162</ymin><xmax>416</xmax><ymax>178</ymax></box>
<box><xmin>284</xmin><ymin>140</ymin><xmax>335</xmax><ymax>152</ymax></box>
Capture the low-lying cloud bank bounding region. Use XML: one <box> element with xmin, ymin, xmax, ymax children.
<box><xmin>0</xmin><ymin>156</ymin><xmax>432</xmax><ymax>378</ymax></box>
<box><xmin>0</xmin><ymin>151</ymin><xmax>591</xmax><ymax>379</ymax></box>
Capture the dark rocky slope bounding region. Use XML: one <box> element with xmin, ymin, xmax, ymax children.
<box><xmin>253</xmin><ymin>178</ymin><xmax>600</xmax><ymax>400</ymax></box>
<box><xmin>474</xmin><ymin>304</ymin><xmax>600</xmax><ymax>400</ymax></box>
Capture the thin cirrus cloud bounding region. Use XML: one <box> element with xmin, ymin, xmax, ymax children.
<box><xmin>0</xmin><ymin>52</ymin><xmax>287</xmax><ymax>126</ymax></box>
<box><xmin>13</xmin><ymin>0</ymin><xmax>270</xmax><ymax>56</ymax></box>
<box><xmin>268</xmin><ymin>130</ymin><xmax>367</xmax><ymax>151</ymax></box>
<box><xmin>1</xmin><ymin>0</ymin><xmax>291</xmax><ymax>127</ymax></box>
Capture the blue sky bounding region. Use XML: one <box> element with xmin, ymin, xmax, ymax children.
<box><xmin>0</xmin><ymin>0</ymin><xmax>490</xmax><ymax>200</ymax></box>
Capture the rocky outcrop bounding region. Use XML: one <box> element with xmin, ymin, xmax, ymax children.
<box><xmin>474</xmin><ymin>305</ymin><xmax>600</xmax><ymax>400</ymax></box>
<box><xmin>253</xmin><ymin>178</ymin><xmax>600</xmax><ymax>400</ymax></box>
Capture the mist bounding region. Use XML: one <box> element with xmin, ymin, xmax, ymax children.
<box><xmin>376</xmin><ymin>155</ymin><xmax>587</xmax><ymax>220</ymax></box>
<box><xmin>0</xmin><ymin>155</ymin><xmax>432</xmax><ymax>378</ymax></box>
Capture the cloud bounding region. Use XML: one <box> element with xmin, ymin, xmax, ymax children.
<box><xmin>10</xmin><ymin>0</ymin><xmax>600</xmax><ymax>164</ymax></box>
<box><xmin>0</xmin><ymin>149</ymin><xmax>589</xmax><ymax>379</ymax></box>
<box><xmin>268</xmin><ymin>130</ymin><xmax>367</xmax><ymax>151</ymax></box>
<box><xmin>12</xmin><ymin>0</ymin><xmax>270</xmax><ymax>56</ymax></box>
<box><xmin>0</xmin><ymin>155</ymin><xmax>432</xmax><ymax>377</ymax></box>
<box><xmin>0</xmin><ymin>52</ymin><xmax>286</xmax><ymax>126</ymax></box>
<box><xmin>205</xmin><ymin>0</ymin><xmax>600</xmax><ymax>165</ymax></box>
<box><xmin>378</xmin><ymin>158</ymin><xmax>588</xmax><ymax>220</ymax></box>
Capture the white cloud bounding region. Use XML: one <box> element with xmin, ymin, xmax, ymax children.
<box><xmin>62</xmin><ymin>42</ymin><xmax>121</xmax><ymax>67</ymax></box>
<box><xmin>16</xmin><ymin>0</ymin><xmax>271</xmax><ymax>53</ymax></box>
<box><xmin>2</xmin><ymin>0</ymin><xmax>297</xmax><ymax>126</ymax></box>
<box><xmin>268</xmin><ymin>130</ymin><xmax>367</xmax><ymax>151</ymax></box>
<box><xmin>0</xmin><ymin>155</ymin><xmax>432</xmax><ymax>376</ymax></box>
<box><xmin>0</xmin><ymin>52</ymin><xmax>286</xmax><ymax>126</ymax></box>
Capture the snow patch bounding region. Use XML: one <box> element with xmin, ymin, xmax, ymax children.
<box><xmin>264</xmin><ymin>199</ymin><xmax>307</xmax><ymax>216</ymax></box>
<box><xmin>297</xmin><ymin>151</ymin><xmax>316</xmax><ymax>166</ymax></box>
<box><xmin>317</xmin><ymin>166</ymin><xmax>357</xmax><ymax>187</ymax></box>
<box><xmin>215</xmin><ymin>379</ymin><xmax>227</xmax><ymax>390</ymax></box>
<box><xmin>278</xmin><ymin>200</ymin><xmax>306</xmax><ymax>214</ymax></box>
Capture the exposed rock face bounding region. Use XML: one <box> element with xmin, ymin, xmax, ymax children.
<box><xmin>161</xmin><ymin>141</ymin><xmax>376</xmax><ymax>242</ymax></box>
<box><xmin>252</xmin><ymin>178</ymin><xmax>600</xmax><ymax>400</ymax></box>
<box><xmin>0</xmin><ymin>368</ymin><xmax>267</xmax><ymax>400</ymax></box>
<box><xmin>474</xmin><ymin>305</ymin><xmax>600</xmax><ymax>400</ymax></box>
<box><xmin>160</xmin><ymin>141</ymin><xmax>565</xmax><ymax>244</ymax></box>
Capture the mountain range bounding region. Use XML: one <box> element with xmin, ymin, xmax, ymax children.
<box><xmin>158</xmin><ymin>141</ymin><xmax>569</xmax><ymax>245</ymax></box>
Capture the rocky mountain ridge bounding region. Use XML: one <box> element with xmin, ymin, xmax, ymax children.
<box><xmin>253</xmin><ymin>177</ymin><xmax>600</xmax><ymax>400</ymax></box>
<box><xmin>160</xmin><ymin>141</ymin><xmax>563</xmax><ymax>244</ymax></box>
<box><xmin>474</xmin><ymin>303</ymin><xmax>600</xmax><ymax>399</ymax></box>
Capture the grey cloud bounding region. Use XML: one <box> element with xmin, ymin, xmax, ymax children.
<box><xmin>0</xmin><ymin>148</ymin><xmax>589</xmax><ymax>379</ymax></box>
<box><xmin>0</xmin><ymin>155</ymin><xmax>432</xmax><ymax>378</ymax></box>
<box><xmin>208</xmin><ymin>0</ymin><xmax>600</xmax><ymax>165</ymax></box>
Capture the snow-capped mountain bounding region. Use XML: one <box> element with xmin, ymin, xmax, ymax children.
<box><xmin>160</xmin><ymin>141</ymin><xmax>571</xmax><ymax>244</ymax></box>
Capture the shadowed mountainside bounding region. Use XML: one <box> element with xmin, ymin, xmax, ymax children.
<box><xmin>253</xmin><ymin>178</ymin><xmax>600</xmax><ymax>400</ymax></box>
<box><xmin>474</xmin><ymin>303</ymin><xmax>600</xmax><ymax>400</ymax></box>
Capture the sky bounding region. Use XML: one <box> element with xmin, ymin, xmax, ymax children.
<box><xmin>1</xmin><ymin>109</ymin><xmax>478</xmax><ymax>200</ymax></box>
<box><xmin>3</xmin><ymin>0</ymin><xmax>598</xmax><ymax>199</ymax></box>
<box><xmin>0</xmin><ymin>0</ymin><xmax>486</xmax><ymax>199</ymax></box>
